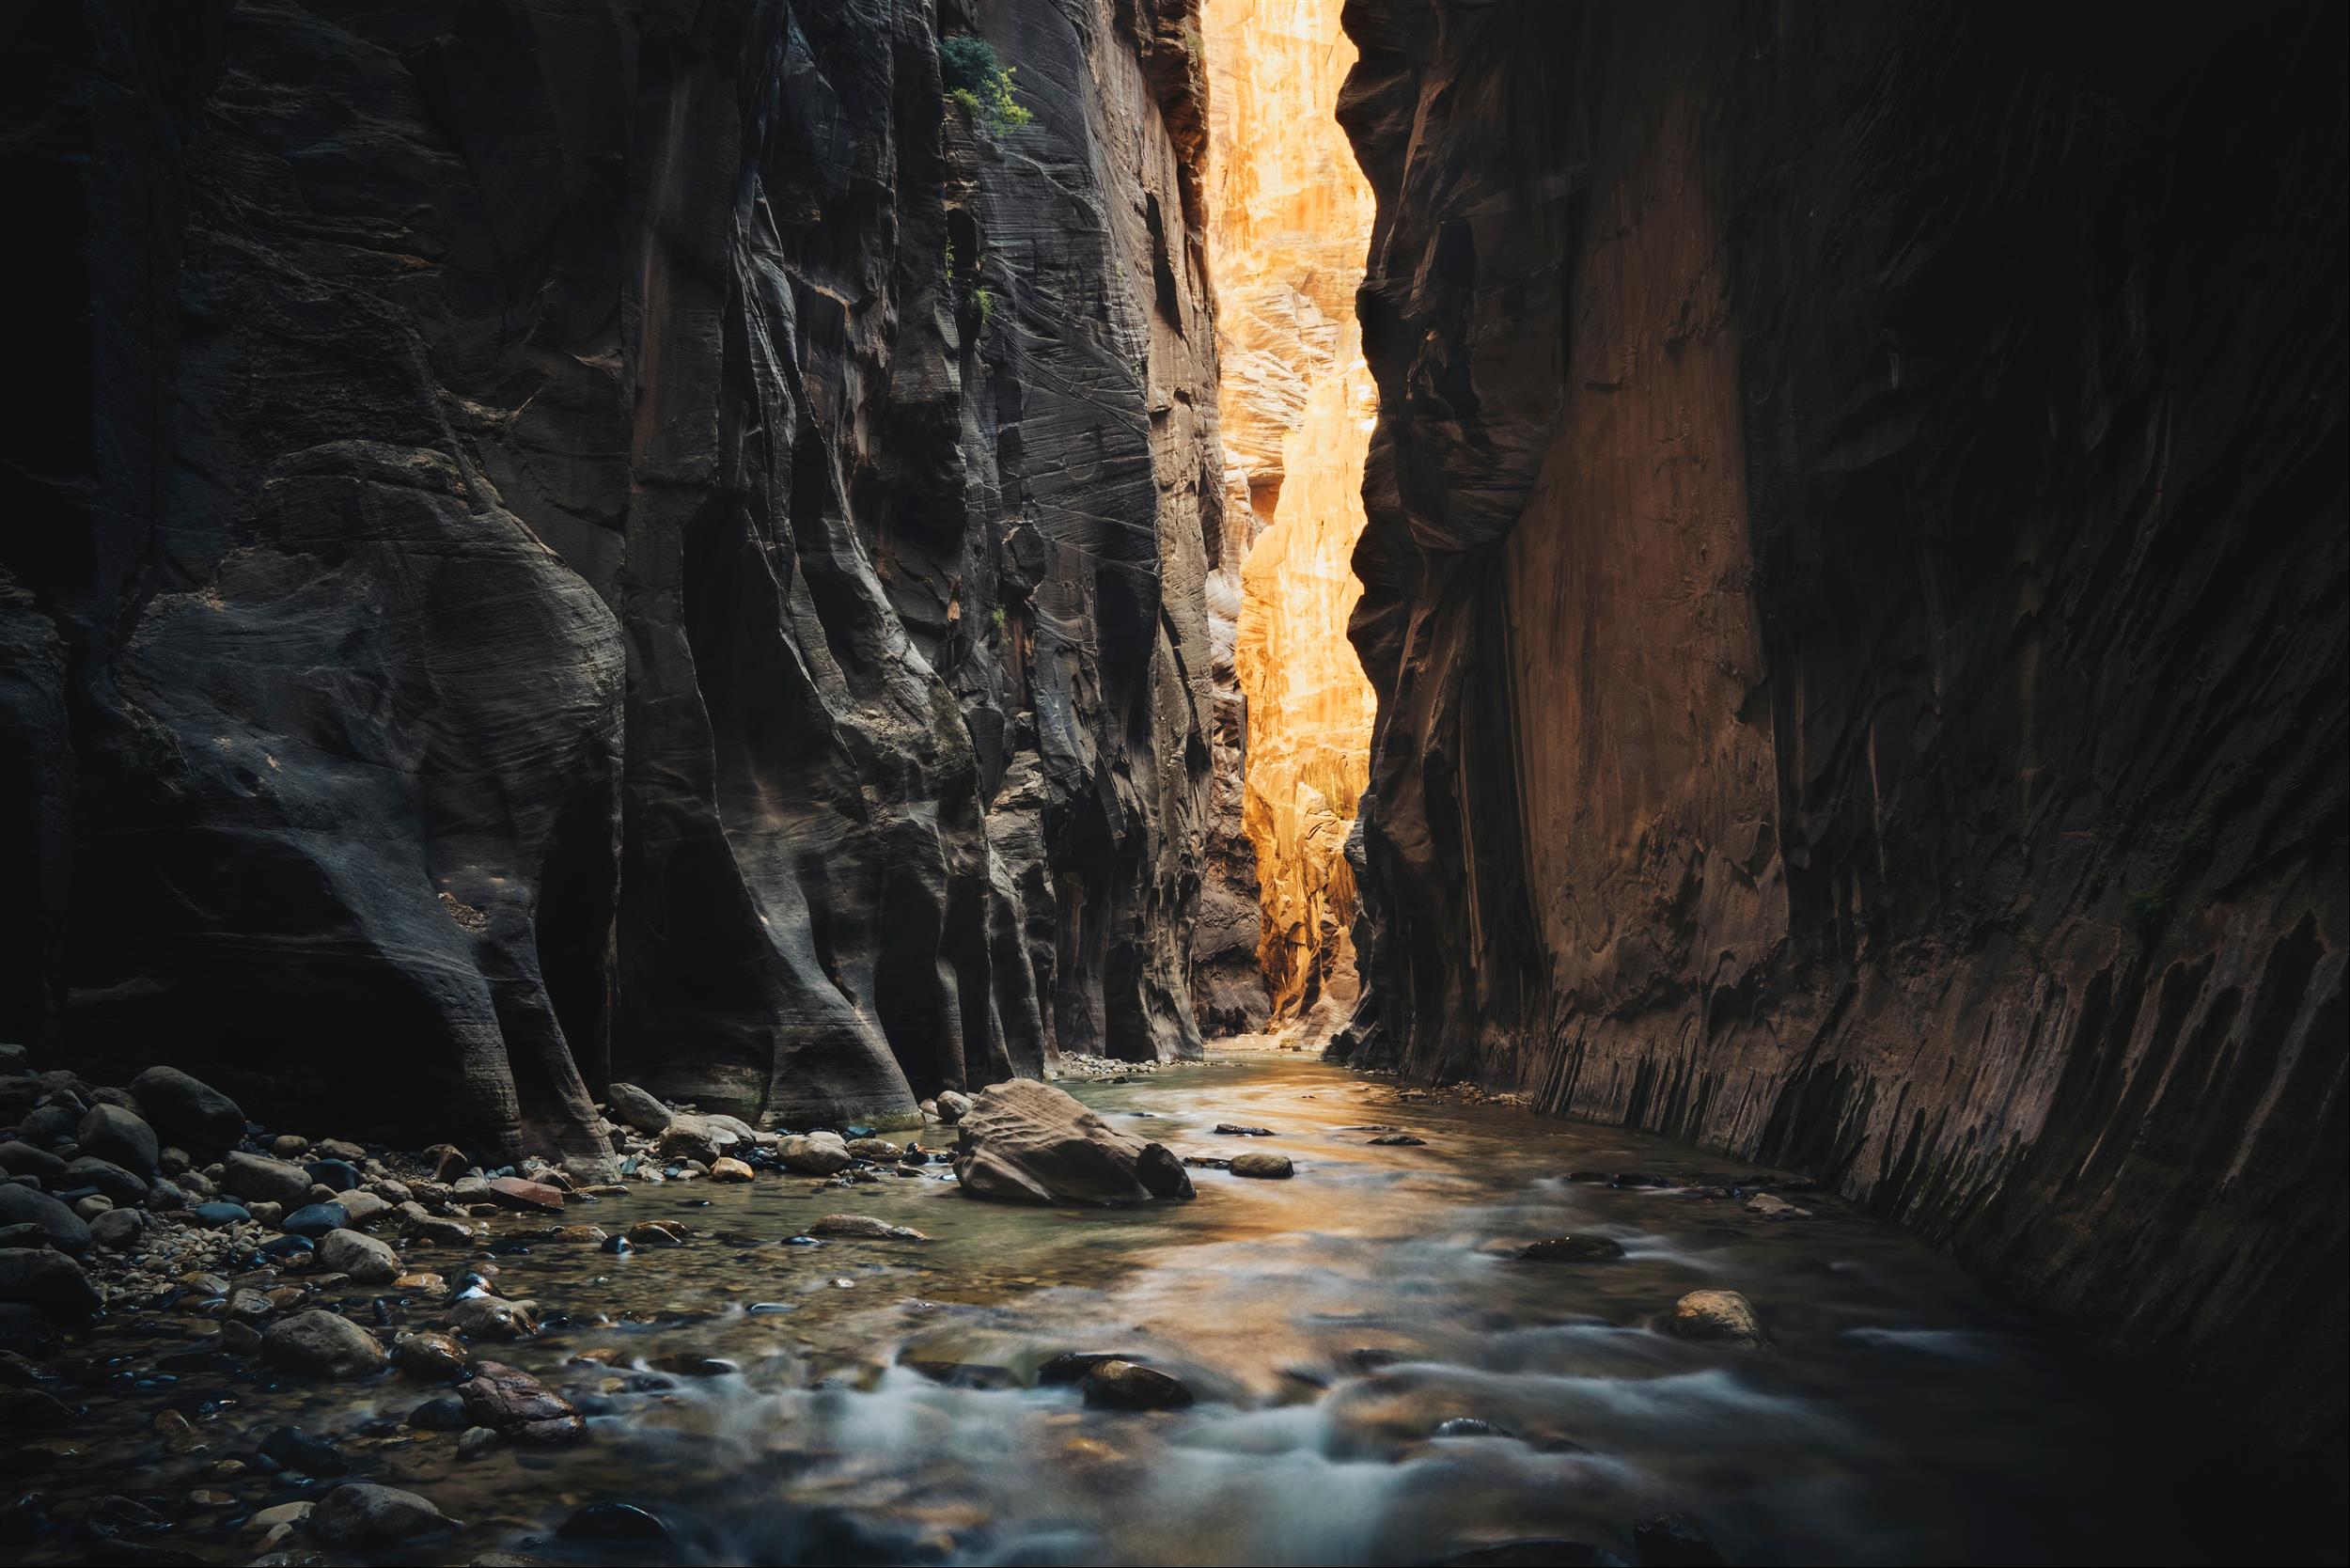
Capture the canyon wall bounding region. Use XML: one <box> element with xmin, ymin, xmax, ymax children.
<box><xmin>2</xmin><ymin>0</ymin><xmax>1218</xmax><ymax>1164</ymax></box>
<box><xmin>1337</xmin><ymin>0</ymin><xmax>2347</xmax><ymax>1479</ymax></box>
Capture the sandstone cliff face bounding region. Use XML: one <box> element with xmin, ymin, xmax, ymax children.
<box><xmin>1338</xmin><ymin>0</ymin><xmax>2346</xmax><ymax>1475</ymax></box>
<box><xmin>1199</xmin><ymin>0</ymin><xmax>1374</xmax><ymax>1035</ymax></box>
<box><xmin>2</xmin><ymin>0</ymin><xmax>1216</xmax><ymax>1161</ymax></box>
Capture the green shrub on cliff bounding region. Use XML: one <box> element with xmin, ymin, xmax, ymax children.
<box><xmin>938</xmin><ymin>36</ymin><xmax>1032</xmax><ymax>134</ymax></box>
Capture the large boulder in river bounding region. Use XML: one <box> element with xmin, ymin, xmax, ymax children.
<box><xmin>0</xmin><ymin>1248</ymin><xmax>103</xmax><ymax>1315</ymax></box>
<box><xmin>128</xmin><ymin>1067</ymin><xmax>245</xmax><ymax>1153</ymax></box>
<box><xmin>952</xmin><ymin>1080</ymin><xmax>1194</xmax><ymax>1205</ymax></box>
<box><xmin>1663</xmin><ymin>1290</ymin><xmax>1767</xmax><ymax>1348</ymax></box>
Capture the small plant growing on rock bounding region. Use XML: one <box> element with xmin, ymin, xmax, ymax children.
<box><xmin>939</xmin><ymin>35</ymin><xmax>1033</xmax><ymax>135</ymax></box>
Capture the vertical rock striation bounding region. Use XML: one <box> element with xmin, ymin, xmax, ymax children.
<box><xmin>1338</xmin><ymin>0</ymin><xmax>2346</xmax><ymax>1484</ymax></box>
<box><xmin>3</xmin><ymin>0</ymin><xmax>1215</xmax><ymax>1159</ymax></box>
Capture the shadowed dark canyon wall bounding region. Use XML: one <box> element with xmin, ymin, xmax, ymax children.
<box><xmin>2</xmin><ymin>0</ymin><xmax>1218</xmax><ymax>1165</ymax></box>
<box><xmin>1336</xmin><ymin>0</ymin><xmax>2346</xmax><ymax>1477</ymax></box>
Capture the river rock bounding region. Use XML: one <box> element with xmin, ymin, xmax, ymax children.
<box><xmin>62</xmin><ymin>1156</ymin><xmax>148</xmax><ymax>1206</ymax></box>
<box><xmin>263</xmin><ymin>1309</ymin><xmax>388</xmax><ymax>1377</ymax></box>
<box><xmin>408</xmin><ymin>1395</ymin><xmax>470</xmax><ymax>1430</ymax></box>
<box><xmin>305</xmin><ymin>1482</ymin><xmax>454</xmax><ymax>1548</ymax></box>
<box><xmin>259</xmin><ymin>1425</ymin><xmax>347</xmax><ymax>1477</ymax></box>
<box><xmin>393</xmin><ymin>1330</ymin><xmax>469</xmax><ymax>1380</ymax></box>
<box><xmin>807</xmin><ymin>1214</ymin><xmax>927</xmax><ymax>1241</ymax></box>
<box><xmin>224</xmin><ymin>1152</ymin><xmax>316</xmax><ymax>1208</ymax></box>
<box><xmin>0</xmin><ymin>1141</ymin><xmax>66</xmax><ymax>1182</ymax></box>
<box><xmin>777</xmin><ymin>1132</ymin><xmax>853</xmax><ymax>1176</ymax></box>
<box><xmin>1746</xmin><ymin>1192</ymin><xmax>1811</xmax><ymax>1220</ymax></box>
<box><xmin>1663</xmin><ymin>1290</ymin><xmax>1767</xmax><ymax>1348</ymax></box>
<box><xmin>710</xmin><ymin>1157</ymin><xmax>754</xmax><ymax>1183</ymax></box>
<box><xmin>655</xmin><ymin>1122</ymin><xmax>722</xmax><ymax>1166</ymax></box>
<box><xmin>128</xmin><ymin>1067</ymin><xmax>245</xmax><ymax>1153</ymax></box>
<box><xmin>1518</xmin><ymin>1236</ymin><xmax>1625</xmax><ymax>1262</ymax></box>
<box><xmin>422</xmin><ymin>1144</ymin><xmax>471</xmax><ymax>1183</ymax></box>
<box><xmin>337</xmin><ymin>1190</ymin><xmax>390</xmax><ymax>1227</ymax></box>
<box><xmin>1080</xmin><ymin>1358</ymin><xmax>1194</xmax><ymax>1410</ymax></box>
<box><xmin>1228</xmin><ymin>1152</ymin><xmax>1294</xmax><ymax>1180</ymax></box>
<box><xmin>456</xmin><ymin>1358</ymin><xmax>587</xmax><ymax>1443</ymax></box>
<box><xmin>845</xmin><ymin>1137</ymin><xmax>903</xmax><ymax>1162</ymax></box>
<box><xmin>73</xmin><ymin>1105</ymin><xmax>158</xmax><ymax>1174</ymax></box>
<box><xmin>89</xmin><ymin>1207</ymin><xmax>149</xmax><ymax>1250</ymax></box>
<box><xmin>486</xmin><ymin>1175</ymin><xmax>565</xmax><ymax>1212</ymax></box>
<box><xmin>936</xmin><ymin>1090</ymin><xmax>975</xmax><ymax>1123</ymax></box>
<box><xmin>281</xmin><ymin>1201</ymin><xmax>348</xmax><ymax>1239</ymax></box>
<box><xmin>446</xmin><ymin>1294</ymin><xmax>536</xmax><ymax>1340</ymax></box>
<box><xmin>560</xmin><ymin>1501</ymin><xmax>674</xmax><ymax>1545</ymax></box>
<box><xmin>0</xmin><ymin>1185</ymin><xmax>90</xmax><ymax>1256</ymax></box>
<box><xmin>304</xmin><ymin>1158</ymin><xmax>362</xmax><ymax>1193</ymax></box>
<box><xmin>0</xmin><ymin>1248</ymin><xmax>102</xmax><ymax>1314</ymax></box>
<box><xmin>603</xmin><ymin>1082</ymin><xmax>674</xmax><ymax>1136</ymax></box>
<box><xmin>193</xmin><ymin>1201</ymin><xmax>249</xmax><ymax>1229</ymax></box>
<box><xmin>952</xmin><ymin>1080</ymin><xmax>1194</xmax><ymax>1205</ymax></box>
<box><xmin>318</xmin><ymin>1229</ymin><xmax>401</xmax><ymax>1285</ymax></box>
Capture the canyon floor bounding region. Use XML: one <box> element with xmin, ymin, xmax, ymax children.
<box><xmin>2</xmin><ymin>1055</ymin><xmax>2220</xmax><ymax>1566</ymax></box>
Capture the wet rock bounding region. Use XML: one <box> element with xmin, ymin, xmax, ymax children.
<box><xmin>455</xmin><ymin>1359</ymin><xmax>586</xmax><ymax>1444</ymax></box>
<box><xmin>807</xmin><ymin>1214</ymin><xmax>927</xmax><ymax>1241</ymax></box>
<box><xmin>1214</xmin><ymin>1123</ymin><xmax>1275</xmax><ymax>1137</ymax></box>
<box><xmin>258</xmin><ymin>1426</ymin><xmax>346</xmax><ymax>1478</ymax></box>
<box><xmin>1663</xmin><ymin>1290</ymin><xmax>1766</xmax><ymax>1348</ymax></box>
<box><xmin>0</xmin><ymin>1249</ymin><xmax>102</xmax><ymax>1315</ymax></box>
<box><xmin>559</xmin><ymin>1501</ymin><xmax>672</xmax><ymax>1545</ymax></box>
<box><xmin>446</xmin><ymin>1295</ymin><xmax>536</xmax><ymax>1341</ymax></box>
<box><xmin>73</xmin><ymin>1105</ymin><xmax>158</xmax><ymax>1174</ymax></box>
<box><xmin>845</xmin><ymin>1137</ymin><xmax>903</xmax><ymax>1162</ymax></box>
<box><xmin>318</xmin><ymin>1230</ymin><xmax>401</xmax><ymax>1285</ymax></box>
<box><xmin>1434</xmin><ymin>1417</ymin><xmax>1512</xmax><ymax>1437</ymax></box>
<box><xmin>303</xmin><ymin>1159</ymin><xmax>361</xmax><ymax>1194</ymax></box>
<box><xmin>936</xmin><ymin>1090</ymin><xmax>975</xmax><ymax>1123</ymax></box>
<box><xmin>63</xmin><ymin>1156</ymin><xmax>148</xmax><ymax>1206</ymax></box>
<box><xmin>623</xmin><ymin>1220</ymin><xmax>687</xmax><ymax>1248</ymax></box>
<box><xmin>191</xmin><ymin>1201</ymin><xmax>247</xmax><ymax>1230</ymax></box>
<box><xmin>153</xmin><ymin>1408</ymin><xmax>206</xmax><ymax>1452</ymax></box>
<box><xmin>0</xmin><ymin>1186</ymin><xmax>90</xmax><ymax>1256</ymax></box>
<box><xmin>223</xmin><ymin>1153</ymin><xmax>315</xmax><ymax>1209</ymax></box>
<box><xmin>1037</xmin><ymin>1351</ymin><xmax>1148</xmax><ymax>1385</ymax></box>
<box><xmin>128</xmin><ymin>1069</ymin><xmax>244</xmax><ymax>1154</ymax></box>
<box><xmin>552</xmin><ymin>1225</ymin><xmax>606</xmax><ymax>1244</ymax></box>
<box><xmin>305</xmin><ymin>1482</ymin><xmax>454</xmax><ymax>1549</ymax></box>
<box><xmin>262</xmin><ymin>1310</ymin><xmax>388</xmax><ymax>1378</ymax></box>
<box><xmin>393</xmin><ymin>1331</ymin><xmax>470</xmax><ymax>1381</ymax></box>
<box><xmin>776</xmin><ymin>1132</ymin><xmax>853</xmax><ymax>1176</ymax></box>
<box><xmin>654</xmin><ymin>1123</ymin><xmax>721</xmax><ymax>1166</ymax></box>
<box><xmin>456</xmin><ymin>1424</ymin><xmax>500</xmax><ymax>1459</ymax></box>
<box><xmin>280</xmin><ymin>1201</ymin><xmax>347</xmax><ymax>1239</ymax></box>
<box><xmin>226</xmin><ymin>1289</ymin><xmax>274</xmax><ymax>1325</ymax></box>
<box><xmin>423</xmin><ymin>1145</ymin><xmax>471</xmax><ymax>1184</ymax></box>
<box><xmin>1228</xmin><ymin>1152</ymin><xmax>1294</xmax><ymax>1180</ymax></box>
<box><xmin>1080</xmin><ymin>1358</ymin><xmax>1194</xmax><ymax>1410</ymax></box>
<box><xmin>408</xmin><ymin>1397</ymin><xmax>470</xmax><ymax>1431</ymax></box>
<box><xmin>269</xmin><ymin>1134</ymin><xmax>309</xmax><ymax>1159</ymax></box>
<box><xmin>603</xmin><ymin>1084</ymin><xmax>673</xmax><ymax>1137</ymax></box>
<box><xmin>650</xmin><ymin>1353</ymin><xmax>736</xmax><ymax>1378</ymax></box>
<box><xmin>709</xmin><ymin>1157</ymin><xmax>754</xmax><ymax>1183</ymax></box>
<box><xmin>1611</xmin><ymin>1172</ymin><xmax>1673</xmax><ymax>1189</ymax></box>
<box><xmin>84</xmin><ymin>1492</ymin><xmax>171</xmax><ymax>1539</ymax></box>
<box><xmin>953</xmin><ymin>1080</ymin><xmax>1195</xmax><ymax>1205</ymax></box>
<box><xmin>1368</xmin><ymin>1133</ymin><xmax>1426</xmax><ymax>1146</ymax></box>
<box><xmin>1631</xmin><ymin>1512</ymin><xmax>1725</xmax><ymax>1566</ymax></box>
<box><xmin>1518</xmin><ymin>1236</ymin><xmax>1626</xmax><ymax>1262</ymax></box>
<box><xmin>485</xmin><ymin>1176</ymin><xmax>564</xmax><ymax>1213</ymax></box>
<box><xmin>1746</xmin><ymin>1193</ymin><xmax>1811</xmax><ymax>1220</ymax></box>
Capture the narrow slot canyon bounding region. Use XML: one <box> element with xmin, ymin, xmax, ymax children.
<box><xmin>2</xmin><ymin>2</ymin><xmax>2342</xmax><ymax>1564</ymax></box>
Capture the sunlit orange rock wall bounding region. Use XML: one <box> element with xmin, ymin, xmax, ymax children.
<box><xmin>1203</xmin><ymin>0</ymin><xmax>1378</xmax><ymax>1030</ymax></box>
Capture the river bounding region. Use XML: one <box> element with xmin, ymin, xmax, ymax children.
<box><xmin>6</xmin><ymin>1052</ymin><xmax>2201</xmax><ymax>1565</ymax></box>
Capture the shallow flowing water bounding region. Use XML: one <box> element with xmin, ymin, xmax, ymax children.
<box><xmin>8</xmin><ymin>1054</ymin><xmax>2202</xmax><ymax>1565</ymax></box>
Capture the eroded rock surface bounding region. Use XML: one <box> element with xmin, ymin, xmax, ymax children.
<box><xmin>1334</xmin><ymin>0</ymin><xmax>2346</xmax><ymax>1482</ymax></box>
<box><xmin>952</xmin><ymin>1078</ymin><xmax>1194</xmax><ymax>1204</ymax></box>
<box><xmin>5</xmin><ymin>0</ymin><xmax>1218</xmax><ymax>1155</ymax></box>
